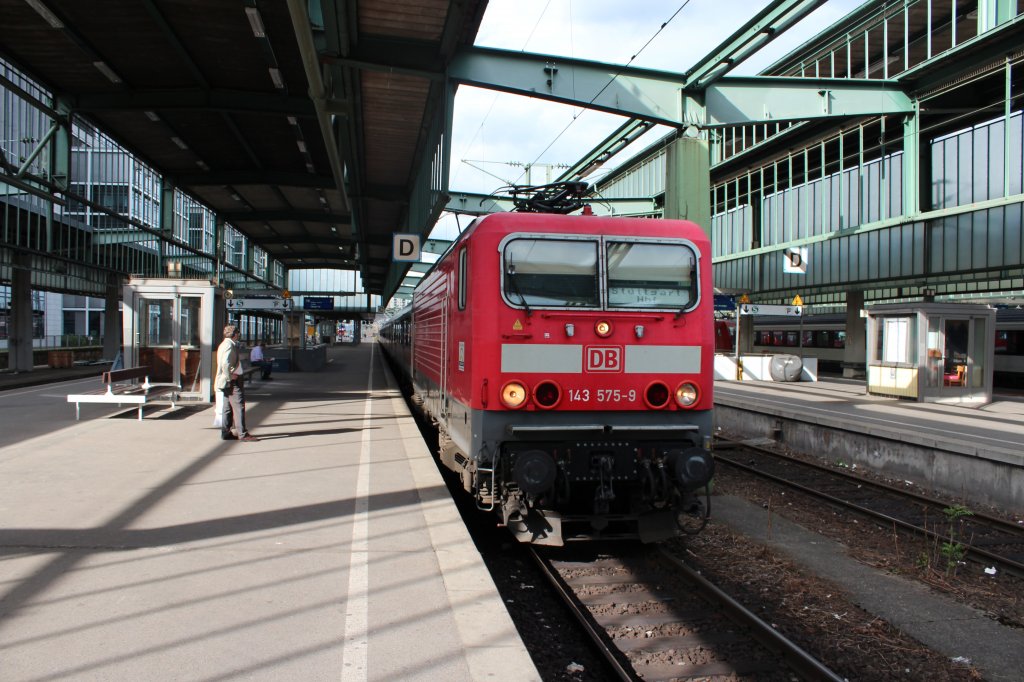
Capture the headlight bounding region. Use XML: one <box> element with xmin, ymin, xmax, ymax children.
<box><xmin>674</xmin><ymin>382</ymin><xmax>699</xmax><ymax>408</ymax></box>
<box><xmin>500</xmin><ymin>381</ymin><xmax>529</xmax><ymax>409</ymax></box>
<box><xmin>595</xmin><ymin>320</ymin><xmax>613</xmax><ymax>337</ymax></box>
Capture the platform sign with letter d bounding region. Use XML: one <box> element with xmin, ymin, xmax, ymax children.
<box><xmin>783</xmin><ymin>247</ymin><xmax>807</xmax><ymax>274</ymax></box>
<box><xmin>393</xmin><ymin>233</ymin><xmax>421</xmax><ymax>262</ymax></box>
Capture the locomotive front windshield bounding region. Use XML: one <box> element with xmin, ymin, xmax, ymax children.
<box><xmin>607</xmin><ymin>241</ymin><xmax>697</xmax><ymax>309</ymax></box>
<box><xmin>501</xmin><ymin>236</ymin><xmax>699</xmax><ymax>311</ymax></box>
<box><xmin>503</xmin><ymin>238</ymin><xmax>599</xmax><ymax>307</ymax></box>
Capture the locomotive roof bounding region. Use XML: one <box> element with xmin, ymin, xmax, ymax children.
<box><xmin>471</xmin><ymin>211</ymin><xmax>707</xmax><ymax>236</ymax></box>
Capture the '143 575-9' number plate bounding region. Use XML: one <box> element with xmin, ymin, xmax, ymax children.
<box><xmin>566</xmin><ymin>388</ymin><xmax>637</xmax><ymax>403</ymax></box>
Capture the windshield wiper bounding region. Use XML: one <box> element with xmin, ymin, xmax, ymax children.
<box><xmin>506</xmin><ymin>263</ymin><xmax>532</xmax><ymax>317</ymax></box>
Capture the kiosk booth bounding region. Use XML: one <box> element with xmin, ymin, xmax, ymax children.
<box><xmin>122</xmin><ymin>278</ymin><xmax>225</xmax><ymax>402</ymax></box>
<box><xmin>865</xmin><ymin>302</ymin><xmax>995</xmax><ymax>404</ymax></box>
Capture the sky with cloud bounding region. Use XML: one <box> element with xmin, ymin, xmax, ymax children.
<box><xmin>432</xmin><ymin>0</ymin><xmax>864</xmax><ymax>239</ymax></box>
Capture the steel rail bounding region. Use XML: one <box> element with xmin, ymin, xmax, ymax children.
<box><xmin>527</xmin><ymin>548</ymin><xmax>638</xmax><ymax>682</ymax></box>
<box><xmin>717</xmin><ymin>435</ymin><xmax>1024</xmax><ymax>532</ymax></box>
<box><xmin>715</xmin><ymin>437</ymin><xmax>1024</xmax><ymax>575</ymax></box>
<box><xmin>657</xmin><ymin>547</ymin><xmax>846</xmax><ymax>682</ymax></box>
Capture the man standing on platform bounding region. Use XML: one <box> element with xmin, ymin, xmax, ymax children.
<box><xmin>249</xmin><ymin>340</ymin><xmax>272</xmax><ymax>380</ymax></box>
<box><xmin>215</xmin><ymin>325</ymin><xmax>258</xmax><ymax>442</ymax></box>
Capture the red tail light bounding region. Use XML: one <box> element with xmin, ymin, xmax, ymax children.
<box><xmin>644</xmin><ymin>381</ymin><xmax>670</xmax><ymax>409</ymax></box>
<box><xmin>533</xmin><ymin>380</ymin><xmax>562</xmax><ymax>409</ymax></box>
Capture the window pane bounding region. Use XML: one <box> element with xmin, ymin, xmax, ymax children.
<box><xmin>607</xmin><ymin>241</ymin><xmax>697</xmax><ymax>309</ymax></box>
<box><xmin>971</xmin><ymin>318</ymin><xmax>986</xmax><ymax>388</ymax></box>
<box><xmin>140</xmin><ymin>298</ymin><xmax>174</xmax><ymax>347</ymax></box>
<box><xmin>882</xmin><ymin>317</ymin><xmax>910</xmax><ymax>363</ymax></box>
<box><xmin>503</xmin><ymin>239</ymin><xmax>598</xmax><ymax>308</ymax></box>
<box><xmin>180</xmin><ymin>297</ymin><xmax>201</xmax><ymax>348</ymax></box>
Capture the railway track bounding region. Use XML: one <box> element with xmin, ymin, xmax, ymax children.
<box><xmin>714</xmin><ymin>435</ymin><xmax>1024</xmax><ymax>575</ymax></box>
<box><xmin>530</xmin><ymin>545</ymin><xmax>843</xmax><ymax>681</ymax></box>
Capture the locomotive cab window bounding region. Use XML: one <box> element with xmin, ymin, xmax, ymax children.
<box><xmin>502</xmin><ymin>238</ymin><xmax>598</xmax><ymax>308</ymax></box>
<box><xmin>606</xmin><ymin>241</ymin><xmax>697</xmax><ymax>310</ymax></box>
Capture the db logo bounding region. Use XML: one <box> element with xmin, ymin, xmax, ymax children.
<box><xmin>585</xmin><ymin>345</ymin><xmax>623</xmax><ymax>372</ymax></box>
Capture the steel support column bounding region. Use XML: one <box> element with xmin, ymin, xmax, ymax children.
<box><xmin>215</xmin><ymin>215</ymin><xmax>226</xmax><ymax>288</ymax></box>
<box><xmin>159</xmin><ymin>178</ymin><xmax>175</xmax><ymax>273</ymax></box>
<box><xmin>902</xmin><ymin>104</ymin><xmax>920</xmax><ymax>216</ymax></box>
<box><xmin>664</xmin><ymin>135</ymin><xmax>711</xmax><ymax>236</ymax></box>
<box><xmin>103</xmin><ymin>271</ymin><xmax>121</xmax><ymax>360</ymax></box>
<box><xmin>8</xmin><ymin>252</ymin><xmax>34</xmax><ymax>372</ymax></box>
<box><xmin>843</xmin><ymin>289</ymin><xmax>866</xmax><ymax>378</ymax></box>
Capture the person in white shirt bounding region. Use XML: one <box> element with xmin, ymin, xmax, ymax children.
<box><xmin>250</xmin><ymin>340</ymin><xmax>272</xmax><ymax>380</ymax></box>
<box><xmin>214</xmin><ymin>325</ymin><xmax>257</xmax><ymax>442</ymax></box>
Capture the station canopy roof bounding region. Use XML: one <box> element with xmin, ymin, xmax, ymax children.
<box><xmin>0</xmin><ymin>0</ymin><xmax>486</xmax><ymax>295</ymax></box>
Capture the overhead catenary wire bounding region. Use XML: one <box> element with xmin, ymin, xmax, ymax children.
<box><xmin>512</xmin><ymin>1</ymin><xmax>693</xmax><ymax>186</ymax></box>
<box><xmin>452</xmin><ymin>1</ymin><xmax>554</xmax><ymax>188</ymax></box>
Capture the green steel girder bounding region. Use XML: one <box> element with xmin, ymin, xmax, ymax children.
<box><xmin>701</xmin><ymin>76</ymin><xmax>913</xmax><ymax>127</ymax></box>
<box><xmin>393</xmin><ymin>285</ymin><xmax>416</xmax><ymax>299</ymax></box>
<box><xmin>448</xmin><ymin>46</ymin><xmax>911</xmax><ymax>128</ymax></box>
<box><xmin>556</xmin><ymin>119</ymin><xmax>655</xmax><ymax>182</ymax></box>
<box><xmin>445</xmin><ymin>192</ymin><xmax>514</xmax><ymax>215</ymax></box>
<box><xmin>448</xmin><ymin>46</ymin><xmax>687</xmax><ymax>125</ymax></box>
<box><xmin>286</xmin><ymin>0</ymin><xmax>350</xmax><ymax>213</ymax></box>
<box><xmin>424</xmin><ymin>239</ymin><xmax>453</xmax><ymax>256</ymax></box>
<box><xmin>683</xmin><ymin>0</ymin><xmax>827</xmax><ymax>88</ymax></box>
<box><xmin>406</xmin><ymin>262</ymin><xmax>433</xmax><ymax>274</ymax></box>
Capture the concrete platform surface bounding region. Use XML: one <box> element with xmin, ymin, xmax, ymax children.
<box><xmin>715</xmin><ymin>378</ymin><xmax>1024</xmax><ymax>461</ymax></box>
<box><xmin>0</xmin><ymin>343</ymin><xmax>539</xmax><ymax>681</ymax></box>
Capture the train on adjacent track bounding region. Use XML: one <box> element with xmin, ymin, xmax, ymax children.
<box><xmin>380</xmin><ymin>191</ymin><xmax>716</xmax><ymax>545</ymax></box>
<box><xmin>721</xmin><ymin>309</ymin><xmax>1024</xmax><ymax>387</ymax></box>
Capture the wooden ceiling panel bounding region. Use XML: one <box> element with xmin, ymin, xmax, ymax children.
<box><xmin>359</xmin><ymin>0</ymin><xmax>448</xmax><ymax>39</ymax></box>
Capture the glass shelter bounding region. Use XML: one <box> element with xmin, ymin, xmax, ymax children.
<box><xmin>866</xmin><ymin>302</ymin><xmax>995</xmax><ymax>405</ymax></box>
<box><xmin>122</xmin><ymin>278</ymin><xmax>226</xmax><ymax>402</ymax></box>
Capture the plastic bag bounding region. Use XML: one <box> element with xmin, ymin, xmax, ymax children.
<box><xmin>212</xmin><ymin>389</ymin><xmax>227</xmax><ymax>428</ymax></box>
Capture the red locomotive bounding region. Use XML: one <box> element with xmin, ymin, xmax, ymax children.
<box><xmin>381</xmin><ymin>191</ymin><xmax>715</xmax><ymax>545</ymax></box>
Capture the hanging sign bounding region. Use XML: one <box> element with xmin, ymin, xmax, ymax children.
<box><xmin>783</xmin><ymin>247</ymin><xmax>808</xmax><ymax>274</ymax></box>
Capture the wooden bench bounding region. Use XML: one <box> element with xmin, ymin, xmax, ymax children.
<box><xmin>66</xmin><ymin>366</ymin><xmax>178</xmax><ymax>421</ymax></box>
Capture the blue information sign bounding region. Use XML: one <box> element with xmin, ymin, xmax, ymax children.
<box><xmin>303</xmin><ymin>297</ymin><xmax>334</xmax><ymax>311</ymax></box>
<box><xmin>713</xmin><ymin>294</ymin><xmax>736</xmax><ymax>312</ymax></box>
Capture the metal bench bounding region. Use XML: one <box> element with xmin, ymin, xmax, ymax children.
<box><xmin>67</xmin><ymin>366</ymin><xmax>178</xmax><ymax>421</ymax></box>
<box><xmin>239</xmin><ymin>365</ymin><xmax>261</xmax><ymax>384</ymax></box>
